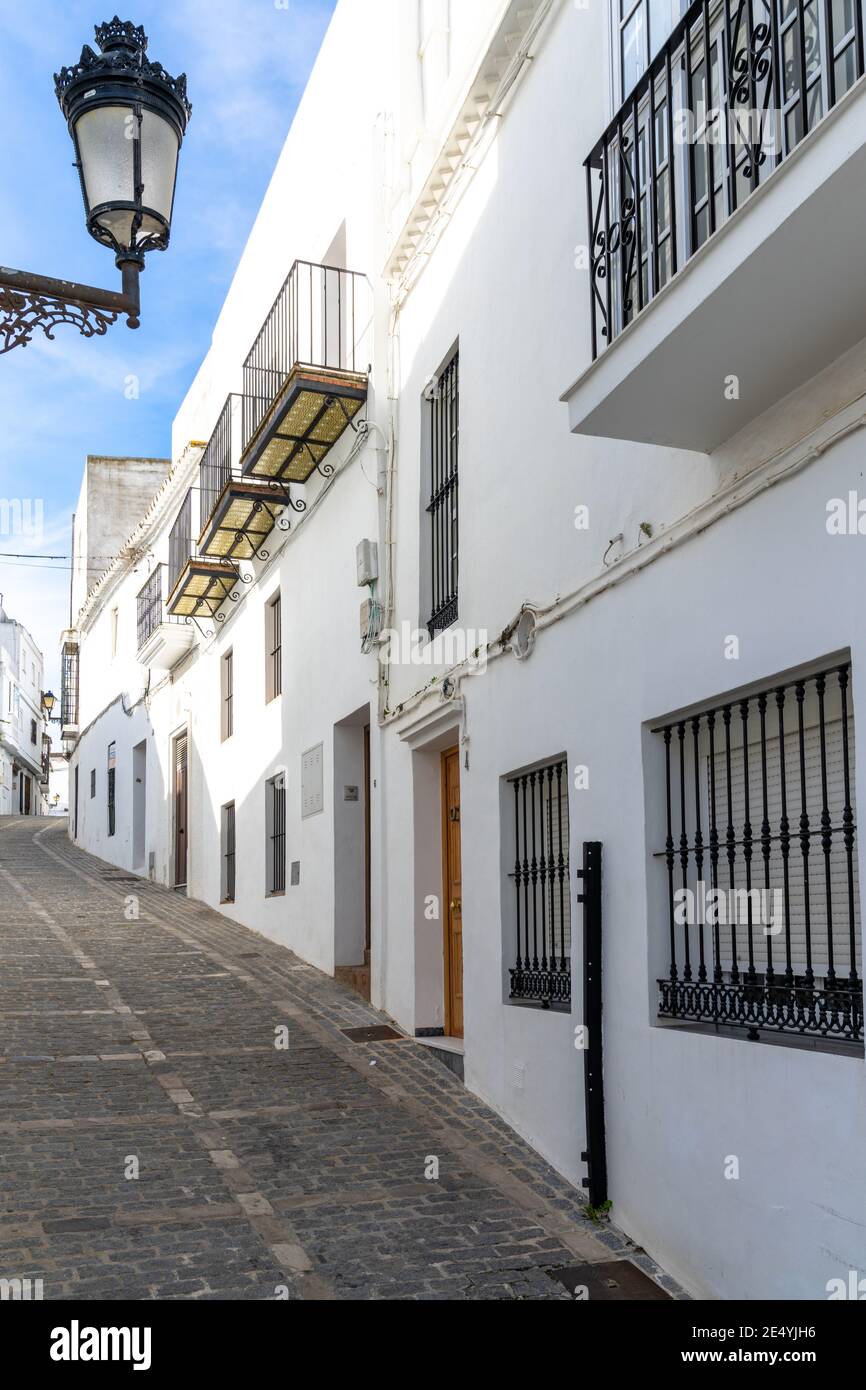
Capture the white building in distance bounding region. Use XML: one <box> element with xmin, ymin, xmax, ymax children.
<box><xmin>0</xmin><ymin>595</ymin><xmax>47</xmax><ymax>815</ymax></box>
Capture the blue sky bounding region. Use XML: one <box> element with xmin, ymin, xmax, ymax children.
<box><xmin>0</xmin><ymin>0</ymin><xmax>335</xmax><ymax>689</ymax></box>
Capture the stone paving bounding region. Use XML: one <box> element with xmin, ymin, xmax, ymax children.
<box><xmin>0</xmin><ymin>816</ymin><xmax>681</xmax><ymax>1301</ymax></box>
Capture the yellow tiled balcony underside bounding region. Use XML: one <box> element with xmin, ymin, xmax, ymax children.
<box><xmin>243</xmin><ymin>367</ymin><xmax>367</xmax><ymax>483</ymax></box>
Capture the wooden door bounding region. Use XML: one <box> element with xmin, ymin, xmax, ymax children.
<box><xmin>441</xmin><ymin>748</ymin><xmax>463</xmax><ymax>1038</ymax></box>
<box><xmin>174</xmin><ymin>733</ymin><xmax>188</xmax><ymax>888</ymax></box>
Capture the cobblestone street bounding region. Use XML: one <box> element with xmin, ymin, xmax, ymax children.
<box><xmin>0</xmin><ymin>817</ymin><xmax>678</xmax><ymax>1301</ymax></box>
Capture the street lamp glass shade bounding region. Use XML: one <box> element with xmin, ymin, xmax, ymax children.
<box><xmin>55</xmin><ymin>20</ymin><xmax>191</xmax><ymax>263</ymax></box>
<box><xmin>74</xmin><ymin>105</ymin><xmax>180</xmax><ymax>249</ymax></box>
<box><xmin>42</xmin><ymin>690</ymin><xmax>56</xmax><ymax>716</ymax></box>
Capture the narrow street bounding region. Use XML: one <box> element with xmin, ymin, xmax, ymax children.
<box><xmin>0</xmin><ymin>817</ymin><xmax>677</xmax><ymax>1301</ymax></box>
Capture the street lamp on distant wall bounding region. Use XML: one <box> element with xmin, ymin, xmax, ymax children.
<box><xmin>0</xmin><ymin>18</ymin><xmax>191</xmax><ymax>355</ymax></box>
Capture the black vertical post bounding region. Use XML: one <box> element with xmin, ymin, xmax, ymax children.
<box><xmin>585</xmin><ymin>160</ymin><xmax>599</xmax><ymax>358</ymax></box>
<box><xmin>579</xmin><ymin>841</ymin><xmax>607</xmax><ymax>1209</ymax></box>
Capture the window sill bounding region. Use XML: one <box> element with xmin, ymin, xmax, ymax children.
<box><xmin>266</xmin><ymin>890</ymin><xmax>285</xmax><ymax>899</ymax></box>
<box><xmin>655</xmin><ymin>1016</ymin><xmax>864</xmax><ymax>1060</ymax></box>
<box><xmin>507</xmin><ymin>997</ymin><xmax>572</xmax><ymax>1016</ymax></box>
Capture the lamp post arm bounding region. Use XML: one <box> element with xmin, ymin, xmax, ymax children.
<box><xmin>0</xmin><ymin>261</ymin><xmax>141</xmax><ymax>354</ymax></box>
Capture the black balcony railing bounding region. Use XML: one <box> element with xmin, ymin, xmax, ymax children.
<box><xmin>656</xmin><ymin>664</ymin><xmax>863</xmax><ymax>1047</ymax></box>
<box><xmin>199</xmin><ymin>395</ymin><xmax>237</xmax><ymax>529</ymax></box>
<box><xmin>136</xmin><ymin>565</ymin><xmax>164</xmax><ymax>651</ymax></box>
<box><xmin>586</xmin><ymin>0</ymin><xmax>866</xmax><ymax>356</ymax></box>
<box><xmin>168</xmin><ymin>490</ymin><xmax>194</xmax><ymax>596</ymax></box>
<box><xmin>508</xmin><ymin>758</ymin><xmax>572</xmax><ymax>1009</ymax></box>
<box><xmin>242</xmin><ymin>259</ymin><xmax>366</xmax><ymax>451</ymax></box>
<box><xmin>61</xmin><ymin>641</ymin><xmax>79</xmax><ymax>729</ymax></box>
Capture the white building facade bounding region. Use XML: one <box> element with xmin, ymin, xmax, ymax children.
<box><xmin>64</xmin><ymin>0</ymin><xmax>866</xmax><ymax>1299</ymax></box>
<box><xmin>0</xmin><ymin>597</ymin><xmax>48</xmax><ymax>815</ymax></box>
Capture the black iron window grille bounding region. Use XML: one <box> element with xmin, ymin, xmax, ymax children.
<box><xmin>90</xmin><ymin>768</ymin><xmax>96</xmax><ymax>798</ymax></box>
<box><xmin>30</xmin><ymin>718</ymin><xmax>37</xmax><ymax>745</ymax></box>
<box><xmin>655</xmin><ymin>663</ymin><xmax>863</xmax><ymax>1046</ymax></box>
<box><xmin>267</xmin><ymin>592</ymin><xmax>282</xmax><ymax>702</ymax></box>
<box><xmin>242</xmin><ymin>260</ymin><xmax>365</xmax><ymax>451</ymax></box>
<box><xmin>107</xmin><ymin>741</ymin><xmax>116</xmax><ymax>839</ymax></box>
<box><xmin>267</xmin><ymin>774</ymin><xmax>286</xmax><ymax>895</ymax></box>
<box><xmin>61</xmin><ymin>641</ymin><xmax>79</xmax><ymax>729</ymax></box>
<box><xmin>426</xmin><ymin>349</ymin><xmax>459</xmax><ymax>636</ymax></box>
<box><xmin>168</xmin><ymin>490</ymin><xmax>194</xmax><ymax>596</ymax></box>
<box><xmin>136</xmin><ymin>565</ymin><xmax>164</xmax><ymax>650</ymax></box>
<box><xmin>587</xmin><ymin>0</ymin><xmax>866</xmax><ymax>357</ymax></box>
<box><xmin>222</xmin><ymin>801</ymin><xmax>236</xmax><ymax>903</ymax></box>
<box><xmin>508</xmin><ymin>757</ymin><xmax>572</xmax><ymax>1009</ymax></box>
<box><xmin>222</xmin><ymin>649</ymin><xmax>234</xmax><ymax>741</ymax></box>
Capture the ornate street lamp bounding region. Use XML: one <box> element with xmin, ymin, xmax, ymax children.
<box><xmin>41</xmin><ymin>690</ymin><xmax>58</xmax><ymax>721</ymax></box>
<box><xmin>0</xmin><ymin>18</ymin><xmax>191</xmax><ymax>355</ymax></box>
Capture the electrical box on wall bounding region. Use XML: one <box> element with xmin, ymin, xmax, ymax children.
<box><xmin>301</xmin><ymin>744</ymin><xmax>324</xmax><ymax>819</ymax></box>
<box><xmin>356</xmin><ymin>539</ymin><xmax>378</xmax><ymax>588</ymax></box>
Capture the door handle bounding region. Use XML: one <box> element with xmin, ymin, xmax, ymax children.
<box><xmin>449</xmin><ymin>807</ymin><xmax>460</xmax><ymax>822</ymax></box>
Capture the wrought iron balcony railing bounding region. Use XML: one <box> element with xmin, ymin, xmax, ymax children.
<box><xmin>168</xmin><ymin>489</ymin><xmax>194</xmax><ymax>598</ymax></box>
<box><xmin>240</xmin><ymin>259</ymin><xmax>369</xmax><ymax>485</ymax></box>
<box><xmin>165</xmin><ymin>485</ymin><xmax>242</xmax><ymax>632</ymax></box>
<box><xmin>198</xmin><ymin>393</ymin><xmax>301</xmax><ymax>562</ymax></box>
<box><xmin>136</xmin><ymin>564</ymin><xmax>164</xmax><ymax>652</ymax></box>
<box><xmin>200</xmin><ymin>395</ymin><xmax>236</xmax><ymax>527</ymax></box>
<box><xmin>61</xmin><ymin>639</ymin><xmax>79</xmax><ymax>731</ymax></box>
<box><xmin>655</xmin><ymin>664</ymin><xmax>863</xmax><ymax>1048</ymax></box>
<box><xmin>586</xmin><ymin>0</ymin><xmax>866</xmax><ymax>356</ymax></box>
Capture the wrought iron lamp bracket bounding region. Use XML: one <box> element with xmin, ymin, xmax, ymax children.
<box><xmin>0</xmin><ymin>265</ymin><xmax>141</xmax><ymax>355</ymax></box>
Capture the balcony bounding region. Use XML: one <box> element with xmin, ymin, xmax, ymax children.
<box><xmin>240</xmin><ymin>260</ymin><xmax>369</xmax><ymax>484</ymax></box>
<box><xmin>136</xmin><ymin>564</ymin><xmax>195</xmax><ymax>670</ymax></box>
<box><xmin>60</xmin><ymin>633</ymin><xmax>79</xmax><ymax>741</ymax></box>
<box><xmin>563</xmin><ymin>0</ymin><xmax>866</xmax><ymax>452</ymax></box>
<box><xmin>198</xmin><ymin>394</ymin><xmax>291</xmax><ymax>564</ymax></box>
<box><xmin>165</xmin><ymin>490</ymin><xmax>240</xmax><ymax>629</ymax></box>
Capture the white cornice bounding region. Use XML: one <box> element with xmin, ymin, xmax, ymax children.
<box><xmin>385</xmin><ymin>0</ymin><xmax>557</xmax><ymax>302</ymax></box>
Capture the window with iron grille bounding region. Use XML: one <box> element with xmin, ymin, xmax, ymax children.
<box><xmin>425</xmin><ymin>348</ymin><xmax>459</xmax><ymax>636</ymax></box>
<box><xmin>266</xmin><ymin>774</ymin><xmax>286</xmax><ymax>895</ymax></box>
<box><xmin>107</xmin><ymin>742</ymin><xmax>116</xmax><ymax>838</ymax></box>
<box><xmin>654</xmin><ymin>662</ymin><xmax>863</xmax><ymax>1048</ymax></box>
<box><xmin>30</xmin><ymin>719</ymin><xmax>37</xmax><ymax>745</ymax></box>
<box><xmin>221</xmin><ymin>802</ymin><xmax>236</xmax><ymax>903</ymax></box>
<box><xmin>90</xmin><ymin>768</ymin><xmax>96</xmax><ymax>799</ymax></box>
<box><xmin>222</xmin><ymin>650</ymin><xmax>234</xmax><ymax>741</ymax></box>
<box><xmin>507</xmin><ymin>756</ymin><xmax>572</xmax><ymax>1009</ymax></box>
<box><xmin>137</xmin><ymin>566</ymin><xmax>164</xmax><ymax>651</ymax></box>
<box><xmin>266</xmin><ymin>592</ymin><xmax>282</xmax><ymax>702</ymax></box>
<box><xmin>61</xmin><ymin>641</ymin><xmax>79</xmax><ymax>728</ymax></box>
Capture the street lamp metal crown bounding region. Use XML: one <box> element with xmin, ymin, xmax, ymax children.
<box><xmin>0</xmin><ymin>17</ymin><xmax>191</xmax><ymax>354</ymax></box>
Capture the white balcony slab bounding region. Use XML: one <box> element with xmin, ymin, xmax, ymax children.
<box><xmin>137</xmin><ymin>622</ymin><xmax>196</xmax><ymax>671</ymax></box>
<box><xmin>562</xmin><ymin>81</ymin><xmax>866</xmax><ymax>454</ymax></box>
